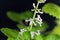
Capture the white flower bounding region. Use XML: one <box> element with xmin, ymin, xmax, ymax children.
<box><xmin>19</xmin><ymin>29</ymin><xmax>27</xmax><ymax>35</ymax></box>
<box><xmin>33</xmin><ymin>3</ymin><xmax>35</xmax><ymax>8</ymax></box>
<box><xmin>30</xmin><ymin>30</ymin><xmax>41</xmax><ymax>39</ymax></box>
<box><xmin>25</xmin><ymin>18</ymin><xmax>37</xmax><ymax>26</ymax></box>
<box><xmin>37</xmin><ymin>9</ymin><xmax>43</xmax><ymax>14</ymax></box>
<box><xmin>31</xmin><ymin>9</ymin><xmax>43</xmax><ymax>14</ymax></box>
<box><xmin>30</xmin><ymin>31</ymin><xmax>35</xmax><ymax>39</ymax></box>
<box><xmin>20</xmin><ymin>29</ymin><xmax>27</xmax><ymax>33</ymax></box>
<box><xmin>35</xmin><ymin>14</ymin><xmax>43</xmax><ymax>26</ymax></box>
<box><xmin>25</xmin><ymin>14</ymin><xmax>43</xmax><ymax>27</ymax></box>
<box><xmin>38</xmin><ymin>0</ymin><xmax>46</xmax><ymax>3</ymax></box>
<box><xmin>29</xmin><ymin>18</ymin><xmax>33</xmax><ymax>25</ymax></box>
<box><xmin>35</xmin><ymin>30</ymin><xmax>40</xmax><ymax>35</ymax></box>
<box><xmin>31</xmin><ymin>3</ymin><xmax>43</xmax><ymax>14</ymax></box>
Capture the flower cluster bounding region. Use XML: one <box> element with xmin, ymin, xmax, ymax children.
<box><xmin>19</xmin><ymin>0</ymin><xmax>46</xmax><ymax>39</ymax></box>
<box><xmin>30</xmin><ymin>0</ymin><xmax>47</xmax><ymax>27</ymax></box>
<box><xmin>27</xmin><ymin>2</ymin><xmax>43</xmax><ymax>27</ymax></box>
<box><xmin>19</xmin><ymin>29</ymin><xmax>40</xmax><ymax>39</ymax></box>
<box><xmin>30</xmin><ymin>30</ymin><xmax>40</xmax><ymax>39</ymax></box>
<box><xmin>35</xmin><ymin>14</ymin><xmax>42</xmax><ymax>26</ymax></box>
<box><xmin>31</xmin><ymin>30</ymin><xmax>41</xmax><ymax>39</ymax></box>
<box><xmin>31</xmin><ymin>3</ymin><xmax>43</xmax><ymax>14</ymax></box>
<box><xmin>25</xmin><ymin>15</ymin><xmax>42</xmax><ymax>27</ymax></box>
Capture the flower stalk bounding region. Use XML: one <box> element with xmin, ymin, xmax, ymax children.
<box><xmin>30</xmin><ymin>2</ymin><xmax>40</xmax><ymax>31</ymax></box>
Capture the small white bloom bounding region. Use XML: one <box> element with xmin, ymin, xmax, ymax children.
<box><xmin>42</xmin><ymin>0</ymin><xmax>46</xmax><ymax>3</ymax></box>
<box><xmin>30</xmin><ymin>32</ymin><xmax>35</xmax><ymax>39</ymax></box>
<box><xmin>20</xmin><ymin>29</ymin><xmax>27</xmax><ymax>33</ymax></box>
<box><xmin>33</xmin><ymin>3</ymin><xmax>35</xmax><ymax>8</ymax></box>
<box><xmin>31</xmin><ymin>9</ymin><xmax>34</xmax><ymax>11</ymax></box>
<box><xmin>35</xmin><ymin>30</ymin><xmax>40</xmax><ymax>35</ymax></box>
<box><xmin>35</xmin><ymin>14</ymin><xmax>43</xmax><ymax>26</ymax></box>
<box><xmin>25</xmin><ymin>18</ymin><xmax>37</xmax><ymax>26</ymax></box>
<box><xmin>26</xmin><ymin>18</ymin><xmax>36</xmax><ymax>26</ymax></box>
<box><xmin>25</xmin><ymin>14</ymin><xmax>43</xmax><ymax>26</ymax></box>
<box><xmin>38</xmin><ymin>0</ymin><xmax>46</xmax><ymax>3</ymax></box>
<box><xmin>36</xmin><ymin>20</ymin><xmax>42</xmax><ymax>26</ymax></box>
<box><xmin>38</xmin><ymin>9</ymin><xmax>43</xmax><ymax>14</ymax></box>
<box><xmin>37</xmin><ymin>14</ymin><xmax>40</xmax><ymax>18</ymax></box>
<box><xmin>31</xmin><ymin>3</ymin><xmax>35</xmax><ymax>11</ymax></box>
<box><xmin>25</xmin><ymin>20</ymin><xmax>29</xmax><ymax>22</ymax></box>
<box><xmin>31</xmin><ymin>3</ymin><xmax>43</xmax><ymax>14</ymax></box>
<box><xmin>31</xmin><ymin>9</ymin><xmax>43</xmax><ymax>14</ymax></box>
<box><xmin>19</xmin><ymin>29</ymin><xmax>27</xmax><ymax>35</ymax></box>
<box><xmin>28</xmin><ymin>18</ymin><xmax>33</xmax><ymax>25</ymax></box>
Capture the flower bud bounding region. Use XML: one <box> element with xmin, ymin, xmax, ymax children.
<box><xmin>37</xmin><ymin>0</ymin><xmax>46</xmax><ymax>3</ymax></box>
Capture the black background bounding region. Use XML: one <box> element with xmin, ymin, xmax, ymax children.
<box><xmin>0</xmin><ymin>0</ymin><xmax>60</xmax><ymax>40</ymax></box>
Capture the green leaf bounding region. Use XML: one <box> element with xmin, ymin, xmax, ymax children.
<box><xmin>17</xmin><ymin>24</ymin><xmax>24</xmax><ymax>29</ymax></box>
<box><xmin>34</xmin><ymin>34</ymin><xmax>44</xmax><ymax>40</ymax></box>
<box><xmin>16</xmin><ymin>31</ymin><xmax>31</xmax><ymax>40</ymax></box>
<box><xmin>1</xmin><ymin>28</ymin><xmax>19</xmax><ymax>38</ymax></box>
<box><xmin>45</xmin><ymin>34</ymin><xmax>60</xmax><ymax>40</ymax></box>
<box><xmin>7</xmin><ymin>11</ymin><xmax>21</xmax><ymax>22</ymax></box>
<box><xmin>55</xmin><ymin>20</ymin><xmax>60</xmax><ymax>25</ymax></box>
<box><xmin>7</xmin><ymin>11</ymin><xmax>33</xmax><ymax>22</ymax></box>
<box><xmin>23</xmin><ymin>31</ymin><xmax>31</xmax><ymax>40</ymax></box>
<box><xmin>52</xmin><ymin>25</ymin><xmax>60</xmax><ymax>36</ymax></box>
<box><xmin>42</xmin><ymin>3</ymin><xmax>60</xmax><ymax>19</ymax></box>
<box><xmin>16</xmin><ymin>33</ymin><xmax>24</xmax><ymax>40</ymax></box>
<box><xmin>7</xmin><ymin>37</ymin><xmax>15</xmax><ymax>40</ymax></box>
<box><xmin>17</xmin><ymin>24</ymin><xmax>30</xmax><ymax>30</ymax></box>
<box><xmin>57</xmin><ymin>37</ymin><xmax>60</xmax><ymax>40</ymax></box>
<box><xmin>52</xmin><ymin>19</ymin><xmax>60</xmax><ymax>36</ymax></box>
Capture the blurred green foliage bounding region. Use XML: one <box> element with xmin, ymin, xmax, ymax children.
<box><xmin>1</xmin><ymin>28</ymin><xmax>19</xmax><ymax>38</ymax></box>
<box><xmin>45</xmin><ymin>34</ymin><xmax>60</xmax><ymax>40</ymax></box>
<box><xmin>42</xmin><ymin>3</ymin><xmax>60</xmax><ymax>19</ymax></box>
<box><xmin>7</xmin><ymin>11</ymin><xmax>33</xmax><ymax>22</ymax></box>
<box><xmin>1</xmin><ymin>3</ymin><xmax>60</xmax><ymax>40</ymax></box>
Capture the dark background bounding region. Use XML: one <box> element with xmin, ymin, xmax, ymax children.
<box><xmin>0</xmin><ymin>0</ymin><xmax>60</xmax><ymax>40</ymax></box>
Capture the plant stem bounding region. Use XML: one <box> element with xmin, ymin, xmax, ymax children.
<box><xmin>30</xmin><ymin>2</ymin><xmax>40</xmax><ymax>31</ymax></box>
